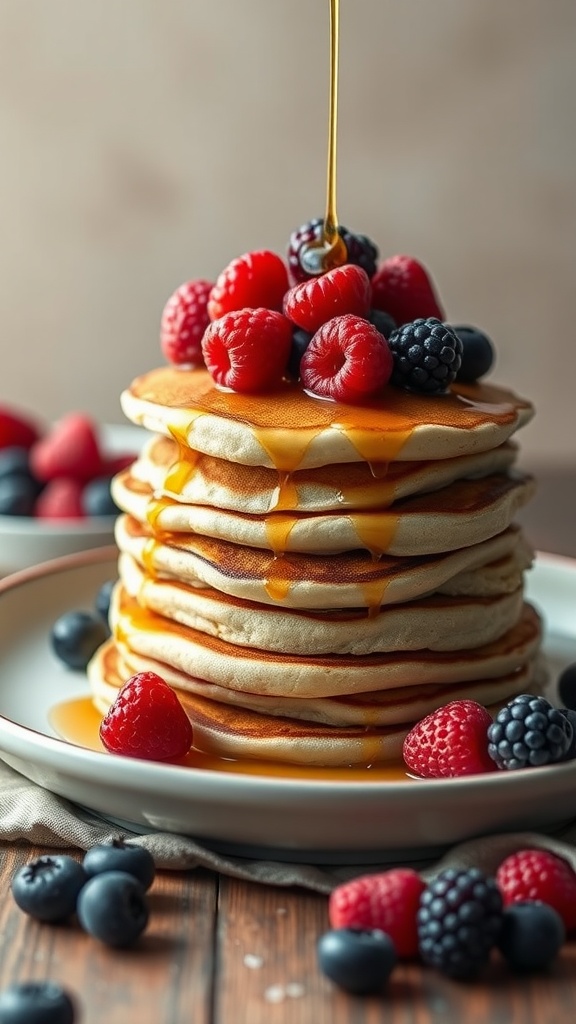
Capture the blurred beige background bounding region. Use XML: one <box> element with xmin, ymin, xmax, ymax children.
<box><xmin>0</xmin><ymin>0</ymin><xmax>575</xmax><ymax>466</ymax></box>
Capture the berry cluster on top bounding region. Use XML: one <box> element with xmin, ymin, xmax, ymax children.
<box><xmin>160</xmin><ymin>218</ymin><xmax>495</xmax><ymax>403</ymax></box>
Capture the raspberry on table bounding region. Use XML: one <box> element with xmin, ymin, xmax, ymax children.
<box><xmin>287</xmin><ymin>217</ymin><xmax>379</xmax><ymax>284</ymax></box>
<box><xmin>299</xmin><ymin>314</ymin><xmax>393</xmax><ymax>403</ymax></box>
<box><xmin>417</xmin><ymin>867</ymin><xmax>503</xmax><ymax>978</ymax></box>
<box><xmin>160</xmin><ymin>279</ymin><xmax>213</xmax><ymax>367</ymax></box>
<box><xmin>329</xmin><ymin>868</ymin><xmax>426</xmax><ymax>959</ymax></box>
<box><xmin>370</xmin><ymin>254</ymin><xmax>445</xmax><ymax>326</ymax></box>
<box><xmin>283</xmin><ymin>264</ymin><xmax>371</xmax><ymax>334</ymax></box>
<box><xmin>402</xmin><ymin>699</ymin><xmax>495</xmax><ymax>778</ymax></box>
<box><xmin>202</xmin><ymin>307</ymin><xmax>292</xmax><ymax>393</ymax></box>
<box><xmin>99</xmin><ymin>671</ymin><xmax>193</xmax><ymax>762</ymax></box>
<box><xmin>496</xmin><ymin>849</ymin><xmax>576</xmax><ymax>932</ymax></box>
<box><xmin>388</xmin><ymin>317</ymin><xmax>462</xmax><ymax>394</ymax></box>
<box><xmin>487</xmin><ymin>693</ymin><xmax>574</xmax><ymax>770</ymax></box>
<box><xmin>207</xmin><ymin>250</ymin><xmax>289</xmax><ymax>321</ymax></box>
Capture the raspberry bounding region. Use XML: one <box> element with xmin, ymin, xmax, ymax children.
<box><xmin>300</xmin><ymin>315</ymin><xmax>393</xmax><ymax>403</ymax></box>
<box><xmin>496</xmin><ymin>849</ymin><xmax>576</xmax><ymax>931</ymax></box>
<box><xmin>207</xmin><ymin>250</ymin><xmax>288</xmax><ymax>321</ymax></box>
<box><xmin>35</xmin><ymin>478</ymin><xmax>85</xmax><ymax>519</ymax></box>
<box><xmin>283</xmin><ymin>264</ymin><xmax>371</xmax><ymax>334</ymax></box>
<box><xmin>388</xmin><ymin>317</ymin><xmax>462</xmax><ymax>394</ymax></box>
<box><xmin>487</xmin><ymin>693</ymin><xmax>573</xmax><ymax>770</ymax></box>
<box><xmin>329</xmin><ymin>868</ymin><xmax>426</xmax><ymax>959</ymax></box>
<box><xmin>418</xmin><ymin>868</ymin><xmax>503</xmax><ymax>978</ymax></box>
<box><xmin>100</xmin><ymin>671</ymin><xmax>193</xmax><ymax>762</ymax></box>
<box><xmin>160</xmin><ymin>279</ymin><xmax>213</xmax><ymax>367</ymax></box>
<box><xmin>202</xmin><ymin>307</ymin><xmax>292</xmax><ymax>393</ymax></box>
<box><xmin>371</xmin><ymin>254</ymin><xmax>445</xmax><ymax>326</ymax></box>
<box><xmin>402</xmin><ymin>699</ymin><xmax>495</xmax><ymax>778</ymax></box>
<box><xmin>287</xmin><ymin>217</ymin><xmax>379</xmax><ymax>284</ymax></box>
<box><xmin>0</xmin><ymin>404</ymin><xmax>41</xmax><ymax>451</ymax></box>
<box><xmin>30</xmin><ymin>413</ymin><xmax>102</xmax><ymax>484</ymax></box>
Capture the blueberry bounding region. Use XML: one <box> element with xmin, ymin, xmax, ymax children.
<box><xmin>83</xmin><ymin>839</ymin><xmax>155</xmax><ymax>890</ymax></box>
<box><xmin>51</xmin><ymin>610</ymin><xmax>108</xmax><ymax>670</ymax></box>
<box><xmin>367</xmin><ymin>308</ymin><xmax>397</xmax><ymax>339</ymax></box>
<box><xmin>287</xmin><ymin>328</ymin><xmax>313</xmax><ymax>380</ymax></box>
<box><xmin>0</xmin><ymin>476</ymin><xmax>38</xmax><ymax>516</ymax></box>
<box><xmin>559</xmin><ymin>663</ymin><xmax>576</xmax><ymax>710</ymax></box>
<box><xmin>10</xmin><ymin>855</ymin><xmax>87</xmax><ymax>923</ymax></box>
<box><xmin>81</xmin><ymin>476</ymin><xmax>119</xmax><ymax>518</ymax></box>
<box><xmin>453</xmin><ymin>325</ymin><xmax>495</xmax><ymax>382</ymax></box>
<box><xmin>497</xmin><ymin>901</ymin><xmax>565</xmax><ymax>971</ymax></box>
<box><xmin>76</xmin><ymin>871</ymin><xmax>149</xmax><ymax>948</ymax></box>
<box><xmin>0</xmin><ymin>447</ymin><xmax>32</xmax><ymax>481</ymax></box>
<box><xmin>317</xmin><ymin>928</ymin><xmax>396</xmax><ymax>995</ymax></box>
<box><xmin>94</xmin><ymin>579</ymin><xmax>116</xmax><ymax>630</ymax></box>
<box><xmin>0</xmin><ymin>981</ymin><xmax>76</xmax><ymax>1024</ymax></box>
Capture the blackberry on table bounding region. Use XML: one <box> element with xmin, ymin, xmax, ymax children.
<box><xmin>417</xmin><ymin>867</ymin><xmax>503</xmax><ymax>978</ymax></box>
<box><xmin>388</xmin><ymin>317</ymin><xmax>462</xmax><ymax>394</ymax></box>
<box><xmin>487</xmin><ymin>693</ymin><xmax>574</xmax><ymax>770</ymax></box>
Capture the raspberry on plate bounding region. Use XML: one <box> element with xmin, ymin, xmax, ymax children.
<box><xmin>283</xmin><ymin>264</ymin><xmax>371</xmax><ymax>334</ymax></box>
<box><xmin>496</xmin><ymin>849</ymin><xmax>576</xmax><ymax>931</ymax></box>
<box><xmin>329</xmin><ymin>867</ymin><xmax>426</xmax><ymax>959</ymax></box>
<box><xmin>99</xmin><ymin>671</ymin><xmax>193</xmax><ymax>762</ymax></box>
<box><xmin>371</xmin><ymin>254</ymin><xmax>445</xmax><ymax>326</ymax></box>
<box><xmin>30</xmin><ymin>413</ymin><xmax>102</xmax><ymax>484</ymax></box>
<box><xmin>35</xmin><ymin>478</ymin><xmax>85</xmax><ymax>520</ymax></box>
<box><xmin>402</xmin><ymin>699</ymin><xmax>496</xmax><ymax>778</ymax></box>
<box><xmin>202</xmin><ymin>307</ymin><xmax>292</xmax><ymax>393</ymax></box>
<box><xmin>160</xmin><ymin>279</ymin><xmax>213</xmax><ymax>367</ymax></box>
<box><xmin>207</xmin><ymin>250</ymin><xmax>289</xmax><ymax>321</ymax></box>
<box><xmin>300</xmin><ymin>314</ymin><xmax>393</xmax><ymax>403</ymax></box>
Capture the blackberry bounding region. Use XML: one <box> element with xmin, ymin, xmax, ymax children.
<box><xmin>417</xmin><ymin>867</ymin><xmax>503</xmax><ymax>979</ymax></box>
<box><xmin>287</xmin><ymin>217</ymin><xmax>379</xmax><ymax>284</ymax></box>
<box><xmin>487</xmin><ymin>693</ymin><xmax>573</xmax><ymax>770</ymax></box>
<box><xmin>388</xmin><ymin>317</ymin><xmax>462</xmax><ymax>394</ymax></box>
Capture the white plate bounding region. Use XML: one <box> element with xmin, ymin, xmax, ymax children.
<box><xmin>0</xmin><ymin>424</ymin><xmax>145</xmax><ymax>574</ymax></box>
<box><xmin>0</xmin><ymin>549</ymin><xmax>574</xmax><ymax>864</ymax></box>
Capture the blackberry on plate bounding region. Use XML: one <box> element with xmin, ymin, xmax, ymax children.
<box><xmin>388</xmin><ymin>318</ymin><xmax>462</xmax><ymax>394</ymax></box>
<box><xmin>417</xmin><ymin>867</ymin><xmax>503</xmax><ymax>979</ymax></box>
<box><xmin>487</xmin><ymin>693</ymin><xmax>573</xmax><ymax>770</ymax></box>
<box><xmin>453</xmin><ymin>325</ymin><xmax>495</xmax><ymax>382</ymax></box>
<box><xmin>287</xmin><ymin>217</ymin><xmax>379</xmax><ymax>284</ymax></box>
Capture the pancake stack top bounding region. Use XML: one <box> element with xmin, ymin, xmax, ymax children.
<box><xmin>89</xmin><ymin>245</ymin><xmax>540</xmax><ymax>767</ymax></box>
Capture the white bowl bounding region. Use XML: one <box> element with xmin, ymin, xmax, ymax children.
<box><xmin>0</xmin><ymin>423</ymin><xmax>145</xmax><ymax>576</ymax></box>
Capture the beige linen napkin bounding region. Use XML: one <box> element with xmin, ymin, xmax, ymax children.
<box><xmin>2</xmin><ymin>759</ymin><xmax>576</xmax><ymax>890</ymax></box>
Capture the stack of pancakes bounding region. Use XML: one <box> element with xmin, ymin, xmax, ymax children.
<box><xmin>88</xmin><ymin>366</ymin><xmax>541</xmax><ymax>766</ymax></box>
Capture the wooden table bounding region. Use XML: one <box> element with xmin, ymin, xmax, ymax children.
<box><xmin>0</xmin><ymin>462</ymin><xmax>575</xmax><ymax>1023</ymax></box>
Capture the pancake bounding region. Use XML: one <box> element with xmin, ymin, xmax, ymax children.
<box><xmin>118</xmin><ymin>551</ymin><xmax>525</xmax><ymax>655</ymax></box>
<box><xmin>121</xmin><ymin>367</ymin><xmax>534</xmax><ymax>470</ymax></box>
<box><xmin>113</xmin><ymin>468</ymin><xmax>535</xmax><ymax>557</ymax></box>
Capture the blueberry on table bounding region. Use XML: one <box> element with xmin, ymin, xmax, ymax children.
<box><xmin>94</xmin><ymin>579</ymin><xmax>116</xmax><ymax>631</ymax></box>
<box><xmin>0</xmin><ymin>476</ymin><xmax>38</xmax><ymax>516</ymax></box>
<box><xmin>51</xmin><ymin>610</ymin><xmax>108</xmax><ymax>670</ymax></box>
<box><xmin>83</xmin><ymin>839</ymin><xmax>155</xmax><ymax>890</ymax></box>
<box><xmin>10</xmin><ymin>855</ymin><xmax>87</xmax><ymax>923</ymax></box>
<box><xmin>497</xmin><ymin>901</ymin><xmax>565</xmax><ymax>971</ymax></box>
<box><xmin>76</xmin><ymin>871</ymin><xmax>149</xmax><ymax>947</ymax></box>
<box><xmin>81</xmin><ymin>476</ymin><xmax>119</xmax><ymax>518</ymax></box>
<box><xmin>0</xmin><ymin>981</ymin><xmax>76</xmax><ymax>1024</ymax></box>
<box><xmin>317</xmin><ymin>928</ymin><xmax>396</xmax><ymax>995</ymax></box>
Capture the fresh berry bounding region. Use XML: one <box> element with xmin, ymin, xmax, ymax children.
<box><xmin>283</xmin><ymin>264</ymin><xmax>371</xmax><ymax>334</ymax></box>
<box><xmin>160</xmin><ymin>279</ymin><xmax>213</xmax><ymax>367</ymax></box>
<box><xmin>51</xmin><ymin>610</ymin><xmax>108</xmax><ymax>670</ymax></box>
<box><xmin>496</xmin><ymin>849</ymin><xmax>576</xmax><ymax>931</ymax></box>
<box><xmin>487</xmin><ymin>693</ymin><xmax>573</xmax><ymax>770</ymax></box>
<box><xmin>0</xmin><ymin>476</ymin><xmax>38</xmax><ymax>516</ymax></box>
<box><xmin>417</xmin><ymin>867</ymin><xmax>503</xmax><ymax>979</ymax></box>
<box><xmin>207</xmin><ymin>250</ymin><xmax>288</xmax><ymax>321</ymax></box>
<box><xmin>0</xmin><ymin>446</ymin><xmax>40</xmax><ymax>488</ymax></box>
<box><xmin>371</xmin><ymin>254</ymin><xmax>445</xmax><ymax>326</ymax></box>
<box><xmin>11</xmin><ymin>854</ymin><xmax>87</xmax><ymax>923</ymax></box>
<box><xmin>402</xmin><ymin>699</ymin><xmax>495</xmax><ymax>778</ymax></box>
<box><xmin>559</xmin><ymin>708</ymin><xmax>576</xmax><ymax>759</ymax></box>
<box><xmin>300</xmin><ymin>315</ymin><xmax>393</xmax><ymax>403</ymax></box>
<box><xmin>95</xmin><ymin>579</ymin><xmax>116</xmax><ymax>629</ymax></box>
<box><xmin>0</xmin><ymin>405</ymin><xmax>41</xmax><ymax>451</ymax></box>
<box><xmin>558</xmin><ymin>664</ymin><xmax>576</xmax><ymax>710</ymax></box>
<box><xmin>497</xmin><ymin>901</ymin><xmax>565</xmax><ymax>971</ymax></box>
<box><xmin>388</xmin><ymin>317</ymin><xmax>462</xmax><ymax>394</ymax></box>
<box><xmin>83</xmin><ymin>839</ymin><xmax>155</xmax><ymax>891</ymax></box>
<box><xmin>0</xmin><ymin>981</ymin><xmax>76</xmax><ymax>1024</ymax></box>
<box><xmin>317</xmin><ymin>928</ymin><xmax>396</xmax><ymax>995</ymax></box>
<box><xmin>329</xmin><ymin>868</ymin><xmax>425</xmax><ymax>958</ymax></box>
<box><xmin>286</xmin><ymin>327</ymin><xmax>313</xmax><ymax>380</ymax></box>
<box><xmin>81</xmin><ymin>476</ymin><xmax>119</xmax><ymax>517</ymax></box>
<box><xmin>30</xmin><ymin>413</ymin><xmax>102</xmax><ymax>484</ymax></box>
<box><xmin>202</xmin><ymin>308</ymin><xmax>292</xmax><ymax>393</ymax></box>
<box><xmin>35</xmin><ymin>478</ymin><xmax>84</xmax><ymax>520</ymax></box>
<box><xmin>453</xmin><ymin>325</ymin><xmax>495</xmax><ymax>382</ymax></box>
<box><xmin>99</xmin><ymin>452</ymin><xmax>135</xmax><ymax>477</ymax></box>
<box><xmin>367</xmin><ymin>308</ymin><xmax>396</xmax><ymax>338</ymax></box>
<box><xmin>76</xmin><ymin>871</ymin><xmax>149</xmax><ymax>948</ymax></box>
<box><xmin>287</xmin><ymin>217</ymin><xmax>379</xmax><ymax>284</ymax></box>
<box><xmin>99</xmin><ymin>671</ymin><xmax>193</xmax><ymax>761</ymax></box>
